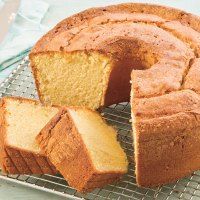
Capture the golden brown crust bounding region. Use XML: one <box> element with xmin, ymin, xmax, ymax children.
<box><xmin>29</xmin><ymin>3</ymin><xmax>200</xmax><ymax>188</ymax></box>
<box><xmin>0</xmin><ymin>96</ymin><xmax>57</xmax><ymax>174</ymax></box>
<box><xmin>184</xmin><ymin>58</ymin><xmax>200</xmax><ymax>93</ymax></box>
<box><xmin>29</xmin><ymin>3</ymin><xmax>200</xmax><ymax>106</ymax></box>
<box><xmin>30</xmin><ymin>3</ymin><xmax>200</xmax><ymax>54</ymax></box>
<box><xmin>106</xmin><ymin>3</ymin><xmax>200</xmax><ymax>31</ymax></box>
<box><xmin>30</xmin><ymin>23</ymin><xmax>194</xmax><ymax>104</ymax></box>
<box><xmin>132</xmin><ymin>89</ymin><xmax>200</xmax><ymax>187</ymax></box>
<box><xmin>134</xmin><ymin>111</ymin><xmax>200</xmax><ymax>187</ymax></box>
<box><xmin>136</xmin><ymin>124</ymin><xmax>200</xmax><ymax>187</ymax></box>
<box><xmin>161</xmin><ymin>21</ymin><xmax>200</xmax><ymax>56</ymax></box>
<box><xmin>133</xmin><ymin>90</ymin><xmax>200</xmax><ymax>120</ymax></box>
<box><xmin>131</xmin><ymin>62</ymin><xmax>189</xmax><ymax>98</ymax></box>
<box><xmin>36</xmin><ymin>107</ymin><xmax>125</xmax><ymax>192</ymax></box>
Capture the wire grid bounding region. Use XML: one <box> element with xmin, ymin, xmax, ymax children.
<box><xmin>0</xmin><ymin>57</ymin><xmax>200</xmax><ymax>200</ymax></box>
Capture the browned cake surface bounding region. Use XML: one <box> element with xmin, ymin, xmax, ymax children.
<box><xmin>184</xmin><ymin>58</ymin><xmax>200</xmax><ymax>93</ymax></box>
<box><xmin>30</xmin><ymin>3</ymin><xmax>199</xmax><ymax>107</ymax></box>
<box><xmin>0</xmin><ymin>96</ymin><xmax>58</xmax><ymax>174</ymax></box>
<box><xmin>31</xmin><ymin>3</ymin><xmax>200</xmax><ymax>54</ymax></box>
<box><xmin>36</xmin><ymin>107</ymin><xmax>127</xmax><ymax>192</ymax></box>
<box><xmin>30</xmin><ymin>3</ymin><xmax>200</xmax><ymax>187</ymax></box>
<box><xmin>131</xmin><ymin>89</ymin><xmax>200</xmax><ymax>187</ymax></box>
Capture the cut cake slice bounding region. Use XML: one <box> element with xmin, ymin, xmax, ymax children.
<box><xmin>36</xmin><ymin>107</ymin><xmax>128</xmax><ymax>192</ymax></box>
<box><xmin>0</xmin><ymin>96</ymin><xmax>59</xmax><ymax>174</ymax></box>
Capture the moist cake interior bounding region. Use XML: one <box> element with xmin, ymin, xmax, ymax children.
<box><xmin>68</xmin><ymin>108</ymin><xmax>127</xmax><ymax>172</ymax></box>
<box><xmin>6</xmin><ymin>98</ymin><xmax>58</xmax><ymax>153</ymax></box>
<box><xmin>32</xmin><ymin>52</ymin><xmax>112</xmax><ymax>110</ymax></box>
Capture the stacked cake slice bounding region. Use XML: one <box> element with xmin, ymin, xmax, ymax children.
<box><xmin>0</xmin><ymin>96</ymin><xmax>128</xmax><ymax>192</ymax></box>
<box><xmin>37</xmin><ymin>107</ymin><xmax>128</xmax><ymax>192</ymax></box>
<box><xmin>0</xmin><ymin>97</ymin><xmax>58</xmax><ymax>174</ymax></box>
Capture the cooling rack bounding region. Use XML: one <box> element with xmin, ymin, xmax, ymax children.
<box><xmin>0</xmin><ymin>56</ymin><xmax>200</xmax><ymax>200</ymax></box>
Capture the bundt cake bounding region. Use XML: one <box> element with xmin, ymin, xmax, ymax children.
<box><xmin>36</xmin><ymin>107</ymin><xmax>128</xmax><ymax>192</ymax></box>
<box><xmin>29</xmin><ymin>3</ymin><xmax>200</xmax><ymax>187</ymax></box>
<box><xmin>131</xmin><ymin>89</ymin><xmax>200</xmax><ymax>187</ymax></box>
<box><xmin>0</xmin><ymin>97</ymin><xmax>58</xmax><ymax>174</ymax></box>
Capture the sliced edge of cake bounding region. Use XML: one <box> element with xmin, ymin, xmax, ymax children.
<box><xmin>0</xmin><ymin>96</ymin><xmax>59</xmax><ymax>174</ymax></box>
<box><xmin>36</xmin><ymin>107</ymin><xmax>128</xmax><ymax>192</ymax></box>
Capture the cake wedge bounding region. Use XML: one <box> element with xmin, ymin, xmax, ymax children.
<box><xmin>36</xmin><ymin>107</ymin><xmax>128</xmax><ymax>193</ymax></box>
<box><xmin>0</xmin><ymin>96</ymin><xmax>59</xmax><ymax>174</ymax></box>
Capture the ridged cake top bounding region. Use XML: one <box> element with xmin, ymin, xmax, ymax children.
<box><xmin>31</xmin><ymin>3</ymin><xmax>200</xmax><ymax>127</ymax></box>
<box><xmin>31</xmin><ymin>3</ymin><xmax>200</xmax><ymax>54</ymax></box>
<box><xmin>31</xmin><ymin>3</ymin><xmax>200</xmax><ymax>96</ymax></box>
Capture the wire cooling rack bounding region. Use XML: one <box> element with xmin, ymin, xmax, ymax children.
<box><xmin>0</xmin><ymin>56</ymin><xmax>200</xmax><ymax>200</ymax></box>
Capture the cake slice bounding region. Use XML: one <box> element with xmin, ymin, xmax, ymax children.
<box><xmin>0</xmin><ymin>96</ymin><xmax>59</xmax><ymax>174</ymax></box>
<box><xmin>36</xmin><ymin>107</ymin><xmax>128</xmax><ymax>192</ymax></box>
